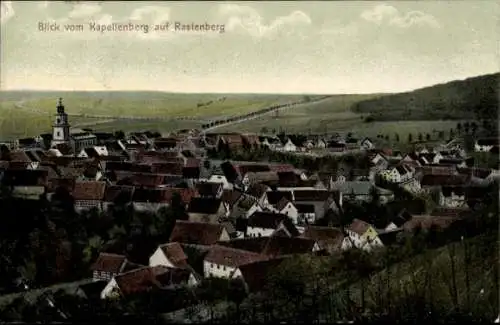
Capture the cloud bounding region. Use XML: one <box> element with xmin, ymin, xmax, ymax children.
<box><xmin>38</xmin><ymin>1</ymin><xmax>50</xmax><ymax>9</ymax></box>
<box><xmin>68</xmin><ymin>3</ymin><xmax>102</xmax><ymax>19</ymax></box>
<box><xmin>129</xmin><ymin>5</ymin><xmax>170</xmax><ymax>25</ymax></box>
<box><xmin>0</xmin><ymin>1</ymin><xmax>14</xmax><ymax>24</ymax></box>
<box><xmin>218</xmin><ymin>4</ymin><xmax>311</xmax><ymax>38</ymax></box>
<box><xmin>361</xmin><ymin>4</ymin><xmax>440</xmax><ymax>28</ymax></box>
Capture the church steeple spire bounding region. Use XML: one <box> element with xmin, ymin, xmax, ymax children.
<box><xmin>57</xmin><ymin>97</ymin><xmax>65</xmax><ymax>114</ymax></box>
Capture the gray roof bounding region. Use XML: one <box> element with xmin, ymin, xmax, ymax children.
<box><xmin>331</xmin><ymin>181</ymin><xmax>393</xmax><ymax>196</ymax></box>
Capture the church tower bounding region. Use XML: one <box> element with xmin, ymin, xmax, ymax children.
<box><xmin>51</xmin><ymin>98</ymin><xmax>70</xmax><ymax>147</ymax></box>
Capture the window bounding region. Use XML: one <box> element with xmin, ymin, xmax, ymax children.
<box><xmin>57</xmin><ymin>131</ymin><xmax>60</xmax><ymax>137</ymax></box>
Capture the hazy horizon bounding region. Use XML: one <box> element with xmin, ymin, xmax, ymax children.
<box><xmin>1</xmin><ymin>1</ymin><xmax>498</xmax><ymax>94</ymax></box>
<box><xmin>2</xmin><ymin>71</ymin><xmax>496</xmax><ymax>95</ymax></box>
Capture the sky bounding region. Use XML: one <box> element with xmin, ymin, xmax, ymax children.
<box><xmin>1</xmin><ymin>1</ymin><xmax>498</xmax><ymax>94</ymax></box>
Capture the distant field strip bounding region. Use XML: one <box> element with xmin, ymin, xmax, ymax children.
<box><xmin>11</xmin><ymin>94</ymin><xmax>304</xmax><ymax>118</ymax></box>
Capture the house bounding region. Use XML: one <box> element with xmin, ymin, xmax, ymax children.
<box><xmin>77</xmin><ymin>146</ymin><xmax>109</xmax><ymax>159</ymax></box>
<box><xmin>246</xmin><ymin>183</ymin><xmax>270</xmax><ymax>205</ymax></box>
<box><xmin>221</xmin><ymin>189</ymin><xmax>244</xmax><ymax>214</ymax></box>
<box><xmin>360</xmin><ymin>138</ymin><xmax>374</xmax><ymax>150</ymax></box>
<box><xmin>242</xmin><ymin>171</ymin><xmax>279</xmax><ymax>189</ymax></box>
<box><xmin>246</xmin><ymin>211</ymin><xmax>299</xmax><ymax>238</ymax></box>
<box><xmin>187</xmin><ymin>197</ymin><xmax>225</xmax><ymax>223</ymax></box>
<box><xmin>474</xmin><ymin>138</ymin><xmax>499</xmax><ymax>152</ymax></box>
<box><xmin>90</xmin><ymin>253</ymin><xmax>128</xmax><ymax>282</ymax></box>
<box><xmin>244</xmin><ymin>199</ymin><xmax>267</xmax><ymax>219</ymax></box>
<box><xmin>208</xmin><ymin>174</ymin><xmax>233</xmax><ymax>190</ymax></box>
<box><xmin>327</xmin><ymin>141</ymin><xmax>347</xmax><ymax>152</ymax></box>
<box><xmin>203</xmin><ymin>245</ymin><xmax>268</xmax><ymax>279</ymax></box>
<box><xmin>216</xmin><ymin>237</ymin><xmax>270</xmax><ymax>254</ymax></box>
<box><xmin>275</xmin><ymin>197</ymin><xmax>299</xmax><ymax>224</ymax></box>
<box><xmin>378</xmin><ymin>164</ymin><xmax>414</xmax><ymax>184</ymax></box>
<box><xmin>384</xmin><ymin>209</ymin><xmax>413</xmax><ymax>231</ymax></box>
<box><xmin>295</xmin><ymin>203</ymin><xmax>316</xmax><ymax>225</ymax></box>
<box><xmin>131</xmin><ymin>188</ymin><xmax>172</xmax><ymax>212</ymax></box>
<box><xmin>345</xmin><ymin>219</ymin><xmax>383</xmax><ymax>252</ymax></box>
<box><xmin>72</xmin><ymin>181</ymin><xmax>107</xmax><ymax>212</ymax></box>
<box><xmin>100</xmin><ymin>265</ymin><xmax>197</xmax><ymax>299</ymax></box>
<box><xmin>218</xmin><ymin>134</ymin><xmax>246</xmax><ymax>151</ymax></box>
<box><xmin>263</xmin><ymin>190</ymin><xmax>294</xmax><ymax>206</ymax></box>
<box><xmin>331</xmin><ymin>181</ymin><xmax>393</xmax><ymax>204</ymax></box>
<box><xmin>316</xmin><ymin>138</ymin><xmax>327</xmax><ymax>148</ymax></box>
<box><xmin>169</xmin><ymin>220</ymin><xmax>230</xmax><ymax>245</ymax></box>
<box><xmin>259</xmin><ymin>136</ymin><xmax>282</xmax><ymax>150</ymax></box>
<box><xmin>419</xmin><ymin>152</ymin><xmax>444</xmax><ymax>165</ymax></box>
<box><xmin>149</xmin><ymin>242</ymin><xmax>189</xmax><ymax>269</ymax></box>
<box><xmin>301</xmin><ymin>226</ymin><xmax>350</xmax><ymax>254</ymax></box>
<box><xmin>196</xmin><ymin>182</ymin><xmax>223</xmax><ymax>199</ymax></box>
<box><xmin>292</xmin><ymin>189</ymin><xmax>334</xmax><ymax>223</ymax></box>
<box><xmin>281</xmin><ymin>138</ymin><xmax>297</xmax><ymax>152</ymax></box>
<box><xmin>438</xmin><ymin>186</ymin><xmax>467</xmax><ymax>208</ymax></box>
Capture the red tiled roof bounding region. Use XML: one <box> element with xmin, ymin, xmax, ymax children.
<box><xmin>169</xmin><ymin>220</ymin><xmax>225</xmax><ymax>245</ymax></box>
<box><xmin>158</xmin><ymin>242</ymin><xmax>188</xmax><ymax>268</ymax></box>
<box><xmin>219</xmin><ymin>134</ymin><xmax>244</xmax><ymax>145</ymax></box>
<box><xmin>72</xmin><ymin>181</ymin><xmax>107</xmax><ymax>200</ymax></box>
<box><xmin>103</xmin><ymin>185</ymin><xmax>135</xmax><ymax>202</ymax></box>
<box><xmin>150</xmin><ymin>162</ymin><xmax>184</xmax><ymax>175</ymax></box>
<box><xmin>205</xmin><ymin>245</ymin><xmax>268</xmax><ymax>268</ymax></box>
<box><xmin>301</xmin><ymin>226</ymin><xmax>345</xmax><ymax>252</ymax></box>
<box><xmin>241</xmin><ymin>134</ymin><xmax>260</xmax><ymax>146</ymax></box>
<box><xmin>90</xmin><ymin>252</ymin><xmax>127</xmax><ymax>273</ymax></box>
<box><xmin>47</xmin><ymin>177</ymin><xmax>75</xmax><ymax>193</ymax></box>
<box><xmin>216</xmin><ymin>237</ymin><xmax>270</xmax><ymax>254</ymax></box>
<box><xmin>114</xmin><ymin>265</ymin><xmax>169</xmax><ymax>296</ymax></box>
<box><xmin>268</xmin><ymin>164</ymin><xmax>295</xmax><ymax>173</ymax></box>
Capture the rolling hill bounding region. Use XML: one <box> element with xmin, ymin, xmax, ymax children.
<box><xmin>351</xmin><ymin>73</ymin><xmax>499</xmax><ymax>122</ymax></box>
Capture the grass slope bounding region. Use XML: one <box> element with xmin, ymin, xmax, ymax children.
<box><xmin>216</xmin><ymin>95</ymin><xmax>460</xmax><ymax>139</ymax></box>
<box><xmin>352</xmin><ymin>73</ymin><xmax>499</xmax><ymax>122</ymax></box>
<box><xmin>348</xmin><ymin>233</ymin><xmax>498</xmax><ymax>319</ymax></box>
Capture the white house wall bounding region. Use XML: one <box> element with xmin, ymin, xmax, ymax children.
<box><xmin>100</xmin><ymin>278</ymin><xmax>119</xmax><ymax>299</ymax></box>
<box><xmin>149</xmin><ymin>248</ymin><xmax>173</xmax><ymax>268</ymax></box>
<box><xmin>204</xmin><ymin>261</ymin><xmax>237</xmax><ymax>279</ymax></box>
<box><xmin>247</xmin><ymin>227</ymin><xmax>274</xmax><ymax>238</ymax></box>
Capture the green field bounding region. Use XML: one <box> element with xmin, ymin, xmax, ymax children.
<box><xmin>0</xmin><ymin>91</ymin><xmax>303</xmax><ymax>118</ymax></box>
<box><xmin>0</xmin><ymin>91</ymin><xmax>305</xmax><ymax>140</ymax></box>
